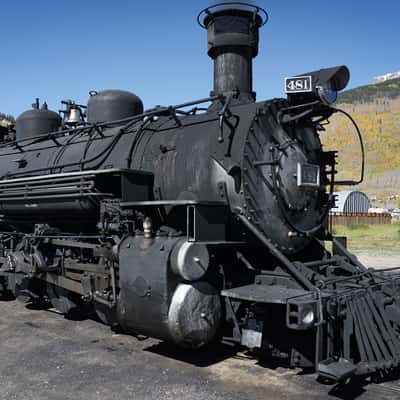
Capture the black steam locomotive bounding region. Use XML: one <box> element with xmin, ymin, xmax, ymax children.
<box><xmin>1</xmin><ymin>3</ymin><xmax>399</xmax><ymax>383</ymax></box>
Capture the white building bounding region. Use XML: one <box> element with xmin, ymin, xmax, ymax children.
<box><xmin>331</xmin><ymin>191</ymin><xmax>371</xmax><ymax>213</ymax></box>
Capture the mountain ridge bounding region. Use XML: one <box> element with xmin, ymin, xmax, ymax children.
<box><xmin>338</xmin><ymin>76</ymin><xmax>400</xmax><ymax>104</ymax></box>
<box><xmin>322</xmin><ymin>76</ymin><xmax>400</xmax><ymax>200</ymax></box>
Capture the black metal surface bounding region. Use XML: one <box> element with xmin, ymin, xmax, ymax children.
<box><xmin>87</xmin><ymin>90</ymin><xmax>143</xmax><ymax>124</ymax></box>
<box><xmin>120</xmin><ymin>200</ymin><xmax>227</xmax><ymax>207</ymax></box>
<box><xmin>200</xmin><ymin>5</ymin><xmax>264</xmax><ymax>98</ymax></box>
<box><xmin>0</xmin><ymin>169</ymin><xmax>153</xmax><ymax>218</ymax></box>
<box><xmin>213</xmin><ymin>47</ymin><xmax>254</xmax><ymax>97</ymax></box>
<box><xmin>238</xmin><ymin>215</ymin><xmax>316</xmax><ymax>291</ymax></box>
<box><xmin>117</xmin><ymin>235</ymin><xmax>179</xmax><ymax>340</ymax></box>
<box><xmin>318</xmin><ymin>358</ymin><xmax>357</xmax><ymax>382</ymax></box>
<box><xmin>312</xmin><ymin>273</ymin><xmax>400</xmax><ymax>381</ymax></box>
<box><xmin>16</xmin><ymin>100</ymin><xmax>61</xmax><ymax>141</ymax></box>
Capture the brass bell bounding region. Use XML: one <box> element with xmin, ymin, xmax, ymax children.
<box><xmin>66</xmin><ymin>107</ymin><xmax>82</xmax><ymax>125</ymax></box>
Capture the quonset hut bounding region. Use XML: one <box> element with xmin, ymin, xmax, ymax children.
<box><xmin>332</xmin><ymin>191</ymin><xmax>371</xmax><ymax>213</ymax></box>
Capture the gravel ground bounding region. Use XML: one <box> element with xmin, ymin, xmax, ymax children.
<box><xmin>355</xmin><ymin>250</ymin><xmax>400</xmax><ymax>269</ymax></box>
<box><xmin>1</xmin><ymin>252</ymin><xmax>400</xmax><ymax>400</ymax></box>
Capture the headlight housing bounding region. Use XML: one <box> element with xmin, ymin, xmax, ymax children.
<box><xmin>285</xmin><ymin>65</ymin><xmax>349</xmax><ymax>106</ymax></box>
<box><xmin>287</xmin><ymin>298</ymin><xmax>319</xmax><ymax>330</ymax></box>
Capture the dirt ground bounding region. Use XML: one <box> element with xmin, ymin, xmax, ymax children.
<box><xmin>1</xmin><ymin>252</ymin><xmax>400</xmax><ymax>400</ymax></box>
<box><xmin>355</xmin><ymin>249</ymin><xmax>399</xmax><ymax>269</ymax></box>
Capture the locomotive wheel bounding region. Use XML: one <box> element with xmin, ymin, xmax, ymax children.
<box><xmin>14</xmin><ymin>276</ymin><xmax>48</xmax><ymax>308</ymax></box>
<box><xmin>47</xmin><ymin>283</ymin><xmax>78</xmax><ymax>315</ymax></box>
<box><xmin>94</xmin><ymin>302</ymin><xmax>117</xmax><ymax>326</ymax></box>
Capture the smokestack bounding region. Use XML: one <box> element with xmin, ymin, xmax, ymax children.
<box><xmin>198</xmin><ymin>3</ymin><xmax>267</xmax><ymax>101</ymax></box>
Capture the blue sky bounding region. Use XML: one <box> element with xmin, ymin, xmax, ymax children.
<box><xmin>0</xmin><ymin>0</ymin><xmax>399</xmax><ymax>117</ymax></box>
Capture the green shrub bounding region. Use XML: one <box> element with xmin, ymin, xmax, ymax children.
<box><xmin>347</xmin><ymin>224</ymin><xmax>370</xmax><ymax>230</ymax></box>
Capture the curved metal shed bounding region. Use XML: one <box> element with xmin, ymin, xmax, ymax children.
<box><xmin>332</xmin><ymin>191</ymin><xmax>371</xmax><ymax>213</ymax></box>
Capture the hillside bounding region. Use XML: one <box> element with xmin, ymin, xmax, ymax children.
<box><xmin>321</xmin><ymin>78</ymin><xmax>400</xmax><ymax>203</ymax></box>
<box><xmin>338</xmin><ymin>77</ymin><xmax>400</xmax><ymax>104</ymax></box>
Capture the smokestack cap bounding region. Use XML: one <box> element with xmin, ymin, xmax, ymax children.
<box><xmin>198</xmin><ymin>2</ymin><xmax>268</xmax><ymax>28</ymax></box>
<box><xmin>198</xmin><ymin>2</ymin><xmax>268</xmax><ymax>57</ymax></box>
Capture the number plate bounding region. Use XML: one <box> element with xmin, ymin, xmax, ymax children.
<box><xmin>285</xmin><ymin>76</ymin><xmax>312</xmax><ymax>93</ymax></box>
<box><xmin>297</xmin><ymin>163</ymin><xmax>320</xmax><ymax>187</ymax></box>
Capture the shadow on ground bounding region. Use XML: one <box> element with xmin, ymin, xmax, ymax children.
<box><xmin>144</xmin><ymin>341</ymin><xmax>239</xmax><ymax>368</ymax></box>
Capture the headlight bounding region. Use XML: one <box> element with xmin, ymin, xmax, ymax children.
<box><xmin>301</xmin><ymin>308</ymin><xmax>315</xmax><ymax>325</ymax></box>
<box><xmin>287</xmin><ymin>299</ymin><xmax>319</xmax><ymax>330</ymax></box>
<box><xmin>317</xmin><ymin>86</ymin><xmax>338</xmax><ymax>105</ymax></box>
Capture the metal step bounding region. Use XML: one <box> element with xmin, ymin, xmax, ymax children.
<box><xmin>221</xmin><ymin>284</ymin><xmax>308</xmax><ymax>304</ymax></box>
